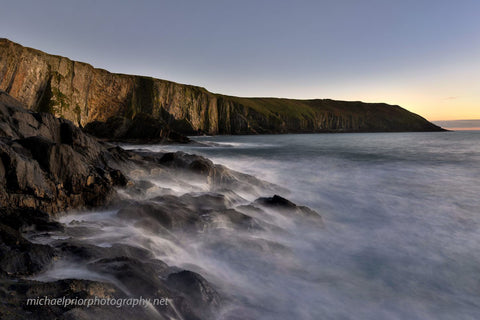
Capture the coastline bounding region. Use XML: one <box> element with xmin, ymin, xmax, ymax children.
<box><xmin>0</xmin><ymin>90</ymin><xmax>322</xmax><ymax>319</ymax></box>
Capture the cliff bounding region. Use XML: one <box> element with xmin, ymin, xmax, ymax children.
<box><xmin>0</xmin><ymin>38</ymin><xmax>443</xmax><ymax>134</ymax></box>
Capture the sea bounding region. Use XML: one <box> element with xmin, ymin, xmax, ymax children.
<box><xmin>36</xmin><ymin>131</ymin><xmax>480</xmax><ymax>319</ymax></box>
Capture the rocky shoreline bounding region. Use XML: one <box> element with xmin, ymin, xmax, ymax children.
<box><xmin>0</xmin><ymin>91</ymin><xmax>322</xmax><ymax>319</ymax></box>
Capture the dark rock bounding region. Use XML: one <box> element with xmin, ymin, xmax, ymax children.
<box><xmin>88</xmin><ymin>256</ymin><xmax>169</xmax><ymax>296</ymax></box>
<box><xmin>166</xmin><ymin>270</ymin><xmax>222</xmax><ymax>317</ymax></box>
<box><xmin>84</xmin><ymin>113</ymin><xmax>190</xmax><ymax>143</ymax></box>
<box><xmin>60</xmin><ymin>122</ymin><xmax>75</xmax><ymax>145</ymax></box>
<box><xmin>0</xmin><ymin>208</ymin><xmax>59</xmax><ymax>277</ymax></box>
<box><xmin>0</xmin><ymin>223</ymin><xmax>54</xmax><ymax>276</ymax></box>
<box><xmin>117</xmin><ymin>200</ymin><xmax>201</xmax><ymax>232</ymax></box>
<box><xmin>87</xmin><ymin>257</ymin><xmax>212</xmax><ymax>319</ymax></box>
<box><xmin>0</xmin><ymin>278</ymin><xmax>140</xmax><ymax>320</ymax></box>
<box><xmin>56</xmin><ymin>242</ymin><xmax>154</xmax><ymax>263</ymax></box>
<box><xmin>0</xmin><ymin>91</ymin><xmax>128</xmax><ymax>213</ymax></box>
<box><xmin>255</xmin><ymin>195</ymin><xmax>323</xmax><ymax>224</ymax></box>
<box><xmin>153</xmin><ymin>151</ymin><xmax>283</xmax><ymax>195</ymax></box>
<box><xmin>0</xmin><ymin>207</ymin><xmax>63</xmax><ymax>232</ymax></box>
<box><xmin>255</xmin><ymin>194</ymin><xmax>297</xmax><ymax>208</ymax></box>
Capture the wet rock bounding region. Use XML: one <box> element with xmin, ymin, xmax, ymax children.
<box><xmin>56</xmin><ymin>242</ymin><xmax>154</xmax><ymax>263</ymax></box>
<box><xmin>121</xmin><ymin>179</ymin><xmax>161</xmax><ymax>198</ymax></box>
<box><xmin>0</xmin><ymin>278</ymin><xmax>136</xmax><ymax>320</ymax></box>
<box><xmin>255</xmin><ymin>195</ymin><xmax>323</xmax><ymax>224</ymax></box>
<box><xmin>0</xmin><ymin>207</ymin><xmax>63</xmax><ymax>232</ymax></box>
<box><xmin>166</xmin><ymin>270</ymin><xmax>222</xmax><ymax>318</ymax></box>
<box><xmin>0</xmin><ymin>223</ymin><xmax>54</xmax><ymax>276</ymax></box>
<box><xmin>178</xmin><ymin>192</ymin><xmax>232</xmax><ymax>211</ymax></box>
<box><xmin>118</xmin><ymin>192</ymin><xmax>265</xmax><ymax>234</ymax></box>
<box><xmin>88</xmin><ymin>256</ymin><xmax>169</xmax><ymax>296</ymax></box>
<box><xmin>256</xmin><ymin>194</ymin><xmax>297</xmax><ymax>208</ymax></box>
<box><xmin>117</xmin><ymin>200</ymin><xmax>202</xmax><ymax>232</ymax></box>
<box><xmin>150</xmin><ymin>151</ymin><xmax>284</xmax><ymax>195</ymax></box>
<box><xmin>87</xmin><ymin>257</ymin><xmax>212</xmax><ymax>320</ymax></box>
<box><xmin>0</xmin><ymin>208</ymin><xmax>59</xmax><ymax>277</ymax></box>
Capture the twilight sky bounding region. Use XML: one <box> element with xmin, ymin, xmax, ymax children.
<box><xmin>1</xmin><ymin>0</ymin><xmax>479</xmax><ymax>121</ymax></box>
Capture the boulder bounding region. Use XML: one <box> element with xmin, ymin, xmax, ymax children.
<box><xmin>255</xmin><ymin>195</ymin><xmax>323</xmax><ymax>224</ymax></box>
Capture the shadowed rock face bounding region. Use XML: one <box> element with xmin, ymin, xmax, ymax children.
<box><xmin>0</xmin><ymin>90</ymin><xmax>127</xmax><ymax>213</ymax></box>
<box><xmin>83</xmin><ymin>113</ymin><xmax>191</xmax><ymax>143</ymax></box>
<box><xmin>0</xmin><ymin>38</ymin><xmax>444</xmax><ymax>135</ymax></box>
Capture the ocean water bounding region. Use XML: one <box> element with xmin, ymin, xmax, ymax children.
<box><xmin>133</xmin><ymin>131</ymin><xmax>480</xmax><ymax>319</ymax></box>
<box><xmin>34</xmin><ymin>131</ymin><xmax>480</xmax><ymax>319</ymax></box>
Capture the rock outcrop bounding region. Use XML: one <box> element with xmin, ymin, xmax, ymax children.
<box><xmin>0</xmin><ymin>205</ymin><xmax>221</xmax><ymax>320</ymax></box>
<box><xmin>0</xmin><ymin>38</ymin><xmax>443</xmax><ymax>135</ymax></box>
<box><xmin>0</xmin><ymin>90</ymin><xmax>128</xmax><ymax>213</ymax></box>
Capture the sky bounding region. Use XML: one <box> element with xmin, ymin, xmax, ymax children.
<box><xmin>1</xmin><ymin>0</ymin><xmax>479</xmax><ymax>121</ymax></box>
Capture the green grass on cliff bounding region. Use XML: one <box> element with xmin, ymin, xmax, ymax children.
<box><xmin>222</xmin><ymin>96</ymin><xmax>318</xmax><ymax>119</ymax></box>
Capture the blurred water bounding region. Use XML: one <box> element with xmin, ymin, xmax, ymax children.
<box><xmin>123</xmin><ymin>131</ymin><xmax>480</xmax><ymax>319</ymax></box>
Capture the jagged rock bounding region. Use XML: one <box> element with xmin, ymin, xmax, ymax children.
<box><xmin>0</xmin><ymin>223</ymin><xmax>54</xmax><ymax>276</ymax></box>
<box><xmin>0</xmin><ymin>91</ymin><xmax>128</xmax><ymax>212</ymax></box>
<box><xmin>166</xmin><ymin>270</ymin><xmax>222</xmax><ymax>316</ymax></box>
<box><xmin>117</xmin><ymin>192</ymin><xmax>266</xmax><ymax>234</ymax></box>
<box><xmin>0</xmin><ymin>204</ymin><xmax>222</xmax><ymax>320</ymax></box>
<box><xmin>255</xmin><ymin>194</ymin><xmax>297</xmax><ymax>208</ymax></box>
<box><xmin>150</xmin><ymin>150</ymin><xmax>283</xmax><ymax>194</ymax></box>
<box><xmin>117</xmin><ymin>200</ymin><xmax>202</xmax><ymax>232</ymax></box>
<box><xmin>0</xmin><ymin>208</ymin><xmax>60</xmax><ymax>277</ymax></box>
<box><xmin>88</xmin><ymin>257</ymin><xmax>169</xmax><ymax>296</ymax></box>
<box><xmin>255</xmin><ymin>195</ymin><xmax>323</xmax><ymax>224</ymax></box>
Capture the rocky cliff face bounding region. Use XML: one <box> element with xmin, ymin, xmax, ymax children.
<box><xmin>0</xmin><ymin>91</ymin><xmax>128</xmax><ymax>213</ymax></box>
<box><xmin>0</xmin><ymin>38</ymin><xmax>443</xmax><ymax>134</ymax></box>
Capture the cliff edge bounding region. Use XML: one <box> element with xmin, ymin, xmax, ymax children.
<box><xmin>0</xmin><ymin>38</ymin><xmax>443</xmax><ymax>134</ymax></box>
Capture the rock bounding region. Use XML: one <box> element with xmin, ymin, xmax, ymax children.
<box><xmin>0</xmin><ymin>223</ymin><xmax>55</xmax><ymax>276</ymax></box>
<box><xmin>56</xmin><ymin>242</ymin><xmax>154</xmax><ymax>263</ymax></box>
<box><xmin>0</xmin><ymin>278</ymin><xmax>155</xmax><ymax>320</ymax></box>
<box><xmin>87</xmin><ymin>257</ymin><xmax>219</xmax><ymax>320</ymax></box>
<box><xmin>255</xmin><ymin>195</ymin><xmax>323</xmax><ymax>224</ymax></box>
<box><xmin>166</xmin><ymin>270</ymin><xmax>222</xmax><ymax>317</ymax></box>
<box><xmin>117</xmin><ymin>192</ymin><xmax>266</xmax><ymax>234</ymax></box>
<box><xmin>83</xmin><ymin>113</ymin><xmax>190</xmax><ymax>143</ymax></box>
<box><xmin>117</xmin><ymin>200</ymin><xmax>202</xmax><ymax>232</ymax></box>
<box><xmin>0</xmin><ymin>207</ymin><xmax>63</xmax><ymax>232</ymax></box>
<box><xmin>0</xmin><ymin>91</ymin><xmax>128</xmax><ymax>213</ymax></box>
<box><xmin>152</xmin><ymin>151</ymin><xmax>283</xmax><ymax>194</ymax></box>
<box><xmin>255</xmin><ymin>194</ymin><xmax>297</xmax><ymax>208</ymax></box>
<box><xmin>0</xmin><ymin>207</ymin><xmax>59</xmax><ymax>277</ymax></box>
<box><xmin>88</xmin><ymin>256</ymin><xmax>169</xmax><ymax>296</ymax></box>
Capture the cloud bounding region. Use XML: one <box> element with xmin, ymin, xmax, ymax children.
<box><xmin>444</xmin><ymin>96</ymin><xmax>458</xmax><ymax>100</ymax></box>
